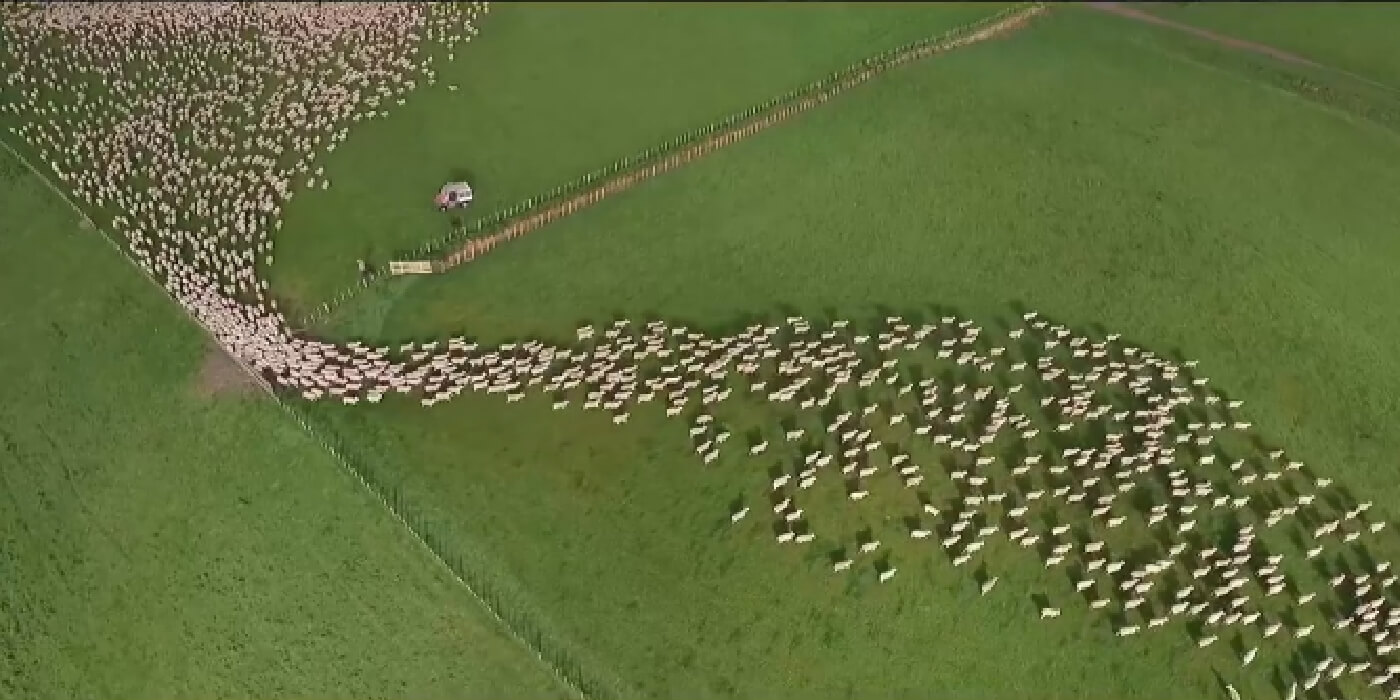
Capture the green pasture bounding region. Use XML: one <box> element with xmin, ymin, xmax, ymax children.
<box><xmin>0</xmin><ymin>152</ymin><xmax>563</xmax><ymax>699</ymax></box>
<box><xmin>9</xmin><ymin>2</ymin><xmax>1400</xmax><ymax>699</ymax></box>
<box><xmin>299</xmin><ymin>6</ymin><xmax>1400</xmax><ymax>699</ymax></box>
<box><xmin>269</xmin><ymin>1</ymin><xmax>1010</xmax><ymax>317</ymax></box>
<box><xmin>1136</xmin><ymin>2</ymin><xmax>1400</xmax><ymax>89</ymax></box>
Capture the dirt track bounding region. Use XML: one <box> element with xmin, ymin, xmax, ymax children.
<box><xmin>1087</xmin><ymin>3</ymin><xmax>1322</xmax><ymax>69</ymax></box>
<box><xmin>439</xmin><ymin>4</ymin><xmax>1047</xmax><ymax>271</ymax></box>
<box><xmin>1089</xmin><ymin>4</ymin><xmax>1400</xmax><ymax>102</ymax></box>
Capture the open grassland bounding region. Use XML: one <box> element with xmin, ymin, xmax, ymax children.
<box><xmin>269</xmin><ymin>1</ymin><xmax>1010</xmax><ymax>316</ymax></box>
<box><xmin>1135</xmin><ymin>2</ymin><xmax>1400</xmax><ymax>88</ymax></box>
<box><xmin>0</xmin><ymin>153</ymin><xmax>563</xmax><ymax>699</ymax></box>
<box><xmin>1088</xmin><ymin>5</ymin><xmax>1400</xmax><ymax>176</ymax></box>
<box><xmin>9</xmin><ymin>2</ymin><xmax>1400</xmax><ymax>699</ymax></box>
<box><xmin>302</xmin><ymin>7</ymin><xmax>1400</xmax><ymax>699</ymax></box>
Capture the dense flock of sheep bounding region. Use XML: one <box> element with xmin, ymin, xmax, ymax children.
<box><xmin>2</xmin><ymin>3</ymin><xmax>1397</xmax><ymax>697</ymax></box>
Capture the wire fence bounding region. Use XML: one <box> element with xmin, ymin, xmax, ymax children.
<box><xmin>297</xmin><ymin>2</ymin><xmax>1043</xmax><ymax>329</ymax></box>
<box><xmin>2</xmin><ymin>7</ymin><xmax>1048</xmax><ymax>695</ymax></box>
<box><xmin>406</xmin><ymin>1</ymin><xmax>1041</xmax><ymax>264</ymax></box>
<box><xmin>0</xmin><ymin>135</ymin><xmax>614</xmax><ymax>700</ymax></box>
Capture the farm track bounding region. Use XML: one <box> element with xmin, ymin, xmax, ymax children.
<box><xmin>1087</xmin><ymin>2</ymin><xmax>1324</xmax><ymax>68</ymax></box>
<box><xmin>1089</xmin><ymin>2</ymin><xmax>1400</xmax><ymax>94</ymax></box>
<box><xmin>438</xmin><ymin>4</ymin><xmax>1047</xmax><ymax>271</ymax></box>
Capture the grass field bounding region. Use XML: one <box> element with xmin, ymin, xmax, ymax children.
<box><xmin>1136</xmin><ymin>2</ymin><xmax>1400</xmax><ymax>88</ymax></box>
<box><xmin>11</xmin><ymin>2</ymin><xmax>1400</xmax><ymax>699</ymax></box>
<box><xmin>297</xmin><ymin>6</ymin><xmax>1400</xmax><ymax>699</ymax></box>
<box><xmin>0</xmin><ymin>152</ymin><xmax>564</xmax><ymax>700</ymax></box>
<box><xmin>268</xmin><ymin>2</ymin><xmax>1010</xmax><ymax>317</ymax></box>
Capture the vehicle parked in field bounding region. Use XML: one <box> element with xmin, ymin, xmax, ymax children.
<box><xmin>435</xmin><ymin>181</ymin><xmax>473</xmax><ymax>210</ymax></box>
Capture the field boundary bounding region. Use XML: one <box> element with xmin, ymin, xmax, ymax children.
<box><xmin>295</xmin><ymin>2</ymin><xmax>1045</xmax><ymax>328</ymax></box>
<box><xmin>1089</xmin><ymin>2</ymin><xmax>1400</xmax><ymax>96</ymax></box>
<box><xmin>1087</xmin><ymin>2</ymin><xmax>1400</xmax><ymax>143</ymax></box>
<box><xmin>434</xmin><ymin>2</ymin><xmax>1045</xmax><ymax>272</ymax></box>
<box><xmin>0</xmin><ymin>136</ymin><xmax>612</xmax><ymax>700</ymax></box>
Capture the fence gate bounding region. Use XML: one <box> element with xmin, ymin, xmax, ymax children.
<box><xmin>389</xmin><ymin>260</ymin><xmax>436</xmax><ymax>275</ymax></box>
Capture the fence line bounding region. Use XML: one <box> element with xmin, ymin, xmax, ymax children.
<box><xmin>432</xmin><ymin>2</ymin><xmax>1044</xmax><ymax>273</ymax></box>
<box><xmin>295</xmin><ymin>2</ymin><xmax>1043</xmax><ymax>328</ymax></box>
<box><xmin>0</xmin><ymin>136</ymin><xmax>609</xmax><ymax>700</ymax></box>
<box><xmin>418</xmin><ymin>2</ymin><xmax>1040</xmax><ymax>263</ymax></box>
<box><xmin>3</xmin><ymin>6</ymin><xmax>1047</xmax><ymax>694</ymax></box>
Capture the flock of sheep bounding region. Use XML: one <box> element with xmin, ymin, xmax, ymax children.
<box><xmin>1</xmin><ymin>0</ymin><xmax>484</xmax><ymax>384</ymax></box>
<box><xmin>2</xmin><ymin>3</ymin><xmax>1397</xmax><ymax>698</ymax></box>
